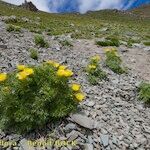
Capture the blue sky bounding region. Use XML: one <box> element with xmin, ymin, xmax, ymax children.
<box><xmin>3</xmin><ymin>0</ymin><xmax>150</xmax><ymax>13</ymax></box>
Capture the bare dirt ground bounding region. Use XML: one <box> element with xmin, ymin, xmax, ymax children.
<box><xmin>73</xmin><ymin>39</ymin><xmax>150</xmax><ymax>81</ymax></box>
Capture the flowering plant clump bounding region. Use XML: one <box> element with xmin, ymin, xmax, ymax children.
<box><xmin>86</xmin><ymin>55</ymin><xmax>107</xmax><ymax>85</ymax></box>
<box><xmin>104</xmin><ymin>48</ymin><xmax>126</xmax><ymax>74</ymax></box>
<box><xmin>0</xmin><ymin>61</ymin><xmax>85</xmax><ymax>133</ymax></box>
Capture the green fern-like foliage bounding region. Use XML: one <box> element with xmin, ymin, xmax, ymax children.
<box><xmin>0</xmin><ymin>63</ymin><xmax>83</xmax><ymax>133</ymax></box>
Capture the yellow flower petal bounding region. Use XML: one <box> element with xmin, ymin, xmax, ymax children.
<box><xmin>57</xmin><ymin>69</ymin><xmax>66</xmax><ymax>77</ymax></box>
<box><xmin>59</xmin><ymin>65</ymin><xmax>67</xmax><ymax>70</ymax></box>
<box><xmin>46</xmin><ymin>60</ymin><xmax>54</xmax><ymax>64</ymax></box>
<box><xmin>0</xmin><ymin>73</ymin><xmax>7</xmax><ymax>82</ymax></box>
<box><xmin>64</xmin><ymin>69</ymin><xmax>73</xmax><ymax>77</ymax></box>
<box><xmin>17</xmin><ymin>65</ymin><xmax>26</xmax><ymax>71</ymax></box>
<box><xmin>75</xmin><ymin>93</ymin><xmax>85</xmax><ymax>102</ymax></box>
<box><xmin>16</xmin><ymin>71</ymin><xmax>28</xmax><ymax>80</ymax></box>
<box><xmin>91</xmin><ymin>55</ymin><xmax>101</xmax><ymax>61</ymax></box>
<box><xmin>23</xmin><ymin>68</ymin><xmax>34</xmax><ymax>75</ymax></box>
<box><xmin>88</xmin><ymin>65</ymin><xmax>96</xmax><ymax>69</ymax></box>
<box><xmin>53</xmin><ymin>62</ymin><xmax>60</xmax><ymax>68</ymax></box>
<box><xmin>71</xmin><ymin>84</ymin><xmax>81</xmax><ymax>91</ymax></box>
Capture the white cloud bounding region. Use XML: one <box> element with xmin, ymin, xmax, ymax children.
<box><xmin>2</xmin><ymin>0</ymin><xmax>135</xmax><ymax>13</ymax></box>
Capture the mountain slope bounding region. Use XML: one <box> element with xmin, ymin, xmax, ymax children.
<box><xmin>130</xmin><ymin>4</ymin><xmax>150</xmax><ymax>18</ymax></box>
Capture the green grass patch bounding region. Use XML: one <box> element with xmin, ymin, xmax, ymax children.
<box><xmin>59</xmin><ymin>40</ymin><xmax>73</xmax><ymax>47</ymax></box>
<box><xmin>143</xmin><ymin>41</ymin><xmax>150</xmax><ymax>46</ymax></box>
<box><xmin>105</xmin><ymin>50</ymin><xmax>126</xmax><ymax>74</ymax></box>
<box><xmin>29</xmin><ymin>48</ymin><xmax>38</xmax><ymax>60</ymax></box>
<box><xmin>34</xmin><ymin>34</ymin><xmax>49</xmax><ymax>48</ymax></box>
<box><xmin>96</xmin><ymin>38</ymin><xmax>120</xmax><ymax>47</ymax></box>
<box><xmin>138</xmin><ymin>82</ymin><xmax>150</xmax><ymax>104</ymax></box>
<box><xmin>6</xmin><ymin>24</ymin><xmax>21</xmax><ymax>32</ymax></box>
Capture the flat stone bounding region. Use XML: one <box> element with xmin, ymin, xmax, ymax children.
<box><xmin>65</xmin><ymin>123</ymin><xmax>76</xmax><ymax>131</ymax></box>
<box><xmin>85</xmin><ymin>101</ymin><xmax>95</xmax><ymax>107</ymax></box>
<box><xmin>20</xmin><ymin>139</ymin><xmax>35</xmax><ymax>150</ymax></box>
<box><xmin>100</xmin><ymin>134</ymin><xmax>109</xmax><ymax>147</ymax></box>
<box><xmin>84</xmin><ymin>143</ymin><xmax>94</xmax><ymax>150</ymax></box>
<box><xmin>0</xmin><ymin>44</ymin><xmax>7</xmax><ymax>49</ymax></box>
<box><xmin>71</xmin><ymin>113</ymin><xmax>95</xmax><ymax>129</ymax></box>
<box><xmin>66</xmin><ymin>130</ymin><xmax>79</xmax><ymax>141</ymax></box>
<box><xmin>112</xmin><ymin>136</ymin><xmax>117</xmax><ymax>145</ymax></box>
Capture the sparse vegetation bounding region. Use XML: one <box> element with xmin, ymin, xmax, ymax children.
<box><xmin>34</xmin><ymin>34</ymin><xmax>49</xmax><ymax>48</ymax></box>
<box><xmin>6</xmin><ymin>24</ymin><xmax>21</xmax><ymax>32</ymax></box>
<box><xmin>138</xmin><ymin>82</ymin><xmax>150</xmax><ymax>104</ymax></box>
<box><xmin>0</xmin><ymin>62</ymin><xmax>85</xmax><ymax>133</ymax></box>
<box><xmin>29</xmin><ymin>48</ymin><xmax>38</xmax><ymax>60</ymax></box>
<box><xmin>96</xmin><ymin>38</ymin><xmax>120</xmax><ymax>47</ymax></box>
<box><xmin>143</xmin><ymin>41</ymin><xmax>150</xmax><ymax>46</ymax></box>
<box><xmin>0</xmin><ymin>1</ymin><xmax>149</xmax><ymax>39</ymax></box>
<box><xmin>60</xmin><ymin>40</ymin><xmax>73</xmax><ymax>47</ymax></box>
<box><xmin>86</xmin><ymin>55</ymin><xmax>107</xmax><ymax>85</ymax></box>
<box><xmin>105</xmin><ymin>48</ymin><xmax>126</xmax><ymax>74</ymax></box>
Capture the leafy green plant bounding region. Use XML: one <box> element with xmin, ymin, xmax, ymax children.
<box><xmin>138</xmin><ymin>82</ymin><xmax>150</xmax><ymax>104</ymax></box>
<box><xmin>0</xmin><ymin>62</ymin><xmax>85</xmax><ymax>133</ymax></box>
<box><xmin>86</xmin><ymin>55</ymin><xmax>107</xmax><ymax>85</ymax></box>
<box><xmin>29</xmin><ymin>48</ymin><xmax>38</xmax><ymax>60</ymax></box>
<box><xmin>6</xmin><ymin>24</ymin><xmax>21</xmax><ymax>32</ymax></box>
<box><xmin>60</xmin><ymin>40</ymin><xmax>73</xmax><ymax>47</ymax></box>
<box><xmin>96</xmin><ymin>38</ymin><xmax>120</xmax><ymax>47</ymax></box>
<box><xmin>105</xmin><ymin>48</ymin><xmax>125</xmax><ymax>74</ymax></box>
<box><xmin>143</xmin><ymin>41</ymin><xmax>150</xmax><ymax>46</ymax></box>
<box><xmin>34</xmin><ymin>34</ymin><xmax>49</xmax><ymax>48</ymax></box>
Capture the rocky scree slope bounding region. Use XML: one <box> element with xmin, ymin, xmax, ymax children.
<box><xmin>0</xmin><ymin>16</ymin><xmax>150</xmax><ymax>150</ymax></box>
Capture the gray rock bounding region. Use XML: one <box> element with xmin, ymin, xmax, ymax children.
<box><xmin>66</xmin><ymin>130</ymin><xmax>79</xmax><ymax>141</ymax></box>
<box><xmin>0</xmin><ymin>44</ymin><xmax>7</xmax><ymax>49</ymax></box>
<box><xmin>84</xmin><ymin>143</ymin><xmax>94</xmax><ymax>150</ymax></box>
<box><xmin>85</xmin><ymin>101</ymin><xmax>95</xmax><ymax>107</ymax></box>
<box><xmin>71</xmin><ymin>113</ymin><xmax>96</xmax><ymax>129</ymax></box>
<box><xmin>65</xmin><ymin>123</ymin><xmax>76</xmax><ymax>131</ymax></box>
<box><xmin>100</xmin><ymin>134</ymin><xmax>109</xmax><ymax>147</ymax></box>
<box><xmin>112</xmin><ymin>136</ymin><xmax>118</xmax><ymax>145</ymax></box>
<box><xmin>20</xmin><ymin>139</ymin><xmax>35</xmax><ymax>150</ymax></box>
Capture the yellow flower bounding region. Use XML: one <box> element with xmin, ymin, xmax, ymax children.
<box><xmin>71</xmin><ymin>84</ymin><xmax>81</xmax><ymax>91</ymax></box>
<box><xmin>17</xmin><ymin>65</ymin><xmax>26</xmax><ymax>71</ymax></box>
<box><xmin>46</xmin><ymin>60</ymin><xmax>59</xmax><ymax>68</ymax></box>
<box><xmin>57</xmin><ymin>69</ymin><xmax>66</xmax><ymax>77</ymax></box>
<box><xmin>104</xmin><ymin>47</ymin><xmax>116</xmax><ymax>52</ymax></box>
<box><xmin>23</xmin><ymin>68</ymin><xmax>34</xmax><ymax>75</ymax></box>
<box><xmin>57</xmin><ymin>69</ymin><xmax>73</xmax><ymax>77</ymax></box>
<box><xmin>88</xmin><ymin>65</ymin><xmax>96</xmax><ymax>69</ymax></box>
<box><xmin>65</xmin><ymin>69</ymin><xmax>73</xmax><ymax>77</ymax></box>
<box><xmin>91</xmin><ymin>55</ymin><xmax>101</xmax><ymax>61</ymax></box>
<box><xmin>46</xmin><ymin>60</ymin><xmax>54</xmax><ymax>65</ymax></box>
<box><xmin>53</xmin><ymin>62</ymin><xmax>60</xmax><ymax>68</ymax></box>
<box><xmin>75</xmin><ymin>93</ymin><xmax>85</xmax><ymax>102</ymax></box>
<box><xmin>16</xmin><ymin>71</ymin><xmax>28</xmax><ymax>80</ymax></box>
<box><xmin>0</xmin><ymin>73</ymin><xmax>7</xmax><ymax>82</ymax></box>
<box><xmin>59</xmin><ymin>65</ymin><xmax>67</xmax><ymax>70</ymax></box>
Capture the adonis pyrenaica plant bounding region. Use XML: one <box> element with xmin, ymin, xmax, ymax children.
<box><xmin>86</xmin><ymin>55</ymin><xmax>107</xmax><ymax>85</ymax></box>
<box><xmin>0</xmin><ymin>61</ymin><xmax>85</xmax><ymax>133</ymax></box>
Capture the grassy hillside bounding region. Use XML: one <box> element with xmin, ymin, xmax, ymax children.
<box><xmin>0</xmin><ymin>0</ymin><xmax>150</xmax><ymax>41</ymax></box>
